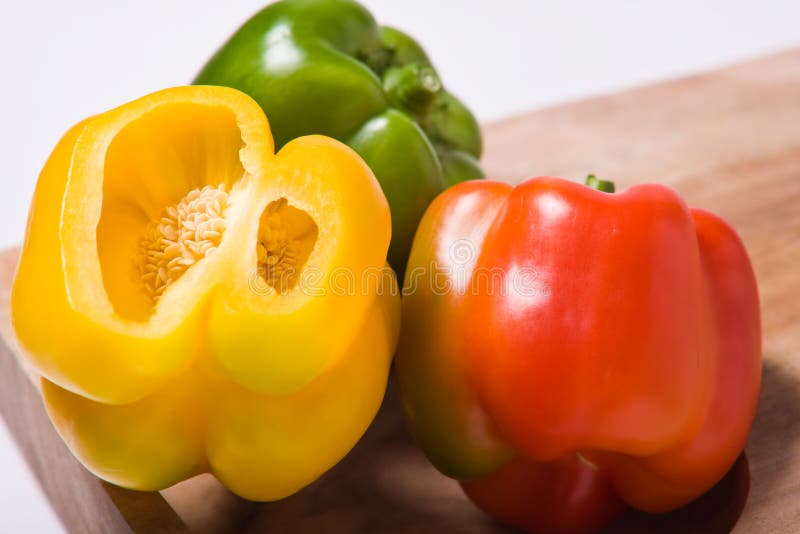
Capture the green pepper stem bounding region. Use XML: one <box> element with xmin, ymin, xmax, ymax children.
<box><xmin>383</xmin><ymin>64</ymin><xmax>442</xmax><ymax>115</ymax></box>
<box><xmin>585</xmin><ymin>174</ymin><xmax>616</xmax><ymax>193</ymax></box>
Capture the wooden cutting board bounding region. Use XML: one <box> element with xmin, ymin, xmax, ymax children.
<box><xmin>2</xmin><ymin>48</ymin><xmax>799</xmax><ymax>533</ymax></box>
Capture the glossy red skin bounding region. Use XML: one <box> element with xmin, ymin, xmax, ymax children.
<box><xmin>396</xmin><ymin>177</ymin><xmax>761</xmax><ymax>532</ymax></box>
<box><xmin>461</xmin><ymin>455</ymin><xmax>625</xmax><ymax>534</ymax></box>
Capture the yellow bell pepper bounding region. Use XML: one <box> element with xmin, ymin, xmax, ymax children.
<box><xmin>11</xmin><ymin>86</ymin><xmax>400</xmax><ymax>500</ymax></box>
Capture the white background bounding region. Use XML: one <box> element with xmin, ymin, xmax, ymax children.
<box><xmin>1</xmin><ymin>1</ymin><xmax>798</xmax><ymax>531</ymax></box>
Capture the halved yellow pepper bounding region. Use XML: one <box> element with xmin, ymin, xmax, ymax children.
<box><xmin>11</xmin><ymin>86</ymin><xmax>400</xmax><ymax>500</ymax></box>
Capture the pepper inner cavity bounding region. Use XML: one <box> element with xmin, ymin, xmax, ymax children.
<box><xmin>138</xmin><ymin>184</ymin><xmax>229</xmax><ymax>301</ymax></box>
<box><xmin>257</xmin><ymin>198</ymin><xmax>318</xmax><ymax>294</ymax></box>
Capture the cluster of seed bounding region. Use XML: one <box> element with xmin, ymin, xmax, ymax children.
<box><xmin>257</xmin><ymin>198</ymin><xmax>300</xmax><ymax>292</ymax></box>
<box><xmin>138</xmin><ymin>184</ymin><xmax>229</xmax><ymax>301</ymax></box>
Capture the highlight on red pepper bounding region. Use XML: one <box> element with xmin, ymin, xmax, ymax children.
<box><xmin>395</xmin><ymin>175</ymin><xmax>761</xmax><ymax>532</ymax></box>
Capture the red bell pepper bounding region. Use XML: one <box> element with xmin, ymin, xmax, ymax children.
<box><xmin>396</xmin><ymin>176</ymin><xmax>761</xmax><ymax>533</ymax></box>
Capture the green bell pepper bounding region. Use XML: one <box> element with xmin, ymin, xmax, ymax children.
<box><xmin>194</xmin><ymin>0</ymin><xmax>484</xmax><ymax>274</ymax></box>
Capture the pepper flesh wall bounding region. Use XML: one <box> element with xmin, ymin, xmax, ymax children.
<box><xmin>12</xmin><ymin>86</ymin><xmax>400</xmax><ymax>501</ymax></box>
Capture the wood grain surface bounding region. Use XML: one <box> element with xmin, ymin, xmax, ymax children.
<box><xmin>2</xmin><ymin>48</ymin><xmax>799</xmax><ymax>533</ymax></box>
